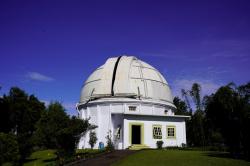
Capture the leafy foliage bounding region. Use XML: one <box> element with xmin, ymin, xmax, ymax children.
<box><xmin>0</xmin><ymin>87</ymin><xmax>94</xmax><ymax>164</ymax></box>
<box><xmin>190</xmin><ymin>83</ymin><xmax>202</xmax><ymax>111</ymax></box>
<box><xmin>0</xmin><ymin>87</ymin><xmax>45</xmax><ymax>162</ymax></box>
<box><xmin>179</xmin><ymin>83</ymin><xmax>206</xmax><ymax>147</ymax></box>
<box><xmin>34</xmin><ymin>102</ymin><xmax>93</xmax><ymax>155</ymax></box>
<box><xmin>106</xmin><ymin>130</ymin><xmax>114</xmax><ymax>151</ymax></box>
<box><xmin>89</xmin><ymin>131</ymin><xmax>98</xmax><ymax>149</ymax></box>
<box><xmin>179</xmin><ymin>82</ymin><xmax>250</xmax><ymax>159</ymax></box>
<box><xmin>0</xmin><ymin>133</ymin><xmax>19</xmax><ymax>165</ymax></box>
<box><xmin>173</xmin><ymin>97</ymin><xmax>191</xmax><ymax>116</ymax></box>
<box><xmin>205</xmin><ymin>83</ymin><xmax>250</xmax><ymax>158</ymax></box>
<box><xmin>156</xmin><ymin>140</ymin><xmax>163</xmax><ymax>149</ymax></box>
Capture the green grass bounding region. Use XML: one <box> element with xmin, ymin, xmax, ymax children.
<box><xmin>19</xmin><ymin>149</ymin><xmax>103</xmax><ymax>166</ymax></box>
<box><xmin>113</xmin><ymin>150</ymin><xmax>250</xmax><ymax>166</ymax></box>
<box><xmin>76</xmin><ymin>148</ymin><xmax>105</xmax><ymax>154</ymax></box>
<box><xmin>24</xmin><ymin>149</ymin><xmax>57</xmax><ymax>166</ymax></box>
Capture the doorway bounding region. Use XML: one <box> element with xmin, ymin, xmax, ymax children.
<box><xmin>131</xmin><ymin>125</ymin><xmax>141</xmax><ymax>144</ymax></box>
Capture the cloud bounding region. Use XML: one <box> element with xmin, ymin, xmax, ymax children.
<box><xmin>201</xmin><ymin>39</ymin><xmax>250</xmax><ymax>49</ymax></box>
<box><xmin>26</xmin><ymin>72</ymin><xmax>54</xmax><ymax>82</ymax></box>
<box><xmin>141</xmin><ymin>51</ymin><xmax>187</xmax><ymax>59</ymax></box>
<box><xmin>206</xmin><ymin>66</ymin><xmax>229</xmax><ymax>75</ymax></box>
<box><xmin>211</xmin><ymin>51</ymin><xmax>249</xmax><ymax>58</ymax></box>
<box><xmin>201</xmin><ymin>39</ymin><xmax>250</xmax><ymax>59</ymax></box>
<box><xmin>62</xmin><ymin>102</ymin><xmax>76</xmax><ymax>111</ymax></box>
<box><xmin>172</xmin><ymin>78</ymin><xmax>222</xmax><ymax>97</ymax></box>
<box><xmin>140</xmin><ymin>51</ymin><xmax>207</xmax><ymax>62</ymax></box>
<box><xmin>41</xmin><ymin>100</ymin><xmax>50</xmax><ymax>106</ymax></box>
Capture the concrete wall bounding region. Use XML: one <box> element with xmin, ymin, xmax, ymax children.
<box><xmin>78</xmin><ymin>104</ymin><xmax>112</xmax><ymax>149</ymax></box>
<box><xmin>123</xmin><ymin>115</ymin><xmax>186</xmax><ymax>149</ymax></box>
<box><xmin>78</xmin><ymin>101</ymin><xmax>187</xmax><ymax>149</ymax></box>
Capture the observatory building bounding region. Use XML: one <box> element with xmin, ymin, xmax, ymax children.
<box><xmin>77</xmin><ymin>56</ymin><xmax>189</xmax><ymax>149</ymax></box>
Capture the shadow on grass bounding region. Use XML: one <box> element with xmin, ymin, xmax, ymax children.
<box><xmin>24</xmin><ymin>158</ymin><xmax>37</xmax><ymax>162</ymax></box>
<box><xmin>43</xmin><ymin>158</ymin><xmax>57</xmax><ymax>163</ymax></box>
<box><xmin>204</xmin><ymin>151</ymin><xmax>248</xmax><ymax>161</ymax></box>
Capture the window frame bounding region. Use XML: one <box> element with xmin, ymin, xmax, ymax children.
<box><xmin>152</xmin><ymin>125</ymin><xmax>162</xmax><ymax>139</ymax></box>
<box><xmin>128</xmin><ymin>106</ymin><xmax>137</xmax><ymax>111</ymax></box>
<box><xmin>166</xmin><ymin>125</ymin><xmax>176</xmax><ymax>139</ymax></box>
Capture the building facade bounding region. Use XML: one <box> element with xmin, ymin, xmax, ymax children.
<box><xmin>77</xmin><ymin>56</ymin><xmax>189</xmax><ymax>149</ymax></box>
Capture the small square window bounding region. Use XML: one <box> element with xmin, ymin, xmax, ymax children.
<box><xmin>167</xmin><ymin>126</ymin><xmax>176</xmax><ymax>138</ymax></box>
<box><xmin>129</xmin><ymin>106</ymin><xmax>137</xmax><ymax>111</ymax></box>
<box><xmin>153</xmin><ymin>125</ymin><xmax>162</xmax><ymax>139</ymax></box>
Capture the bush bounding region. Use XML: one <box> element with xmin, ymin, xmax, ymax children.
<box><xmin>165</xmin><ymin>146</ymin><xmax>179</xmax><ymax>150</ymax></box>
<box><xmin>89</xmin><ymin>131</ymin><xmax>97</xmax><ymax>149</ymax></box>
<box><xmin>156</xmin><ymin>141</ymin><xmax>163</xmax><ymax>149</ymax></box>
<box><xmin>105</xmin><ymin>130</ymin><xmax>114</xmax><ymax>151</ymax></box>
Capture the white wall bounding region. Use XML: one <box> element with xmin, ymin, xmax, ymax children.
<box><xmin>78</xmin><ymin>104</ymin><xmax>112</xmax><ymax>149</ymax></box>
<box><xmin>123</xmin><ymin>115</ymin><xmax>187</xmax><ymax>149</ymax></box>
<box><xmin>78</xmin><ymin>101</ymin><xmax>187</xmax><ymax>149</ymax></box>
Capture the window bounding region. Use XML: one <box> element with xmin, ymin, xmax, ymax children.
<box><xmin>153</xmin><ymin>125</ymin><xmax>162</xmax><ymax>139</ymax></box>
<box><xmin>129</xmin><ymin>106</ymin><xmax>137</xmax><ymax>111</ymax></box>
<box><xmin>115</xmin><ymin>126</ymin><xmax>121</xmax><ymax>140</ymax></box>
<box><xmin>167</xmin><ymin>126</ymin><xmax>176</xmax><ymax>138</ymax></box>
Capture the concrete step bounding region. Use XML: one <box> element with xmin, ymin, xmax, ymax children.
<box><xmin>128</xmin><ymin>144</ymin><xmax>150</xmax><ymax>150</ymax></box>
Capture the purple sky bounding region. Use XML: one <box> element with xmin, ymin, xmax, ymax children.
<box><xmin>1</xmin><ymin>0</ymin><xmax>249</xmax><ymax>115</ymax></box>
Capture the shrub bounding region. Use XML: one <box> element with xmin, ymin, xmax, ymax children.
<box><xmin>181</xmin><ymin>143</ymin><xmax>187</xmax><ymax>148</ymax></box>
<box><xmin>165</xmin><ymin>146</ymin><xmax>179</xmax><ymax>150</ymax></box>
<box><xmin>156</xmin><ymin>141</ymin><xmax>163</xmax><ymax>149</ymax></box>
<box><xmin>89</xmin><ymin>131</ymin><xmax>97</xmax><ymax>149</ymax></box>
<box><xmin>105</xmin><ymin>130</ymin><xmax>114</xmax><ymax>151</ymax></box>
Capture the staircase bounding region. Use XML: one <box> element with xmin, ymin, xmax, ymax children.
<box><xmin>128</xmin><ymin>144</ymin><xmax>150</xmax><ymax>150</ymax></box>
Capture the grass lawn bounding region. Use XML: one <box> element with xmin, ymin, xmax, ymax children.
<box><xmin>76</xmin><ymin>148</ymin><xmax>105</xmax><ymax>154</ymax></box>
<box><xmin>113</xmin><ymin>150</ymin><xmax>250</xmax><ymax>166</ymax></box>
<box><xmin>22</xmin><ymin>149</ymin><xmax>104</xmax><ymax>166</ymax></box>
<box><xmin>23</xmin><ymin>149</ymin><xmax>57</xmax><ymax>166</ymax></box>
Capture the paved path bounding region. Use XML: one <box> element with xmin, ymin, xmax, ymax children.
<box><xmin>70</xmin><ymin>150</ymin><xmax>137</xmax><ymax>166</ymax></box>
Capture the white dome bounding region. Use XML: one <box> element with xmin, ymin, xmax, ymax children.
<box><xmin>79</xmin><ymin>56</ymin><xmax>174</xmax><ymax>106</ymax></box>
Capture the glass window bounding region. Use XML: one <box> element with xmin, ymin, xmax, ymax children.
<box><xmin>129</xmin><ymin>106</ymin><xmax>137</xmax><ymax>111</ymax></box>
<box><xmin>153</xmin><ymin>125</ymin><xmax>162</xmax><ymax>139</ymax></box>
<box><xmin>167</xmin><ymin>126</ymin><xmax>176</xmax><ymax>138</ymax></box>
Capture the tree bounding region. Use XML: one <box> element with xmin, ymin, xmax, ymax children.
<box><xmin>173</xmin><ymin>97</ymin><xmax>190</xmax><ymax>115</ymax></box>
<box><xmin>0</xmin><ymin>87</ymin><xmax>96</xmax><ymax>163</ymax></box>
<box><xmin>207</xmin><ymin>82</ymin><xmax>250</xmax><ymax>158</ymax></box>
<box><xmin>238</xmin><ymin>82</ymin><xmax>250</xmax><ymax>159</ymax></box>
<box><xmin>189</xmin><ymin>110</ymin><xmax>206</xmax><ymax>146</ymax></box>
<box><xmin>57</xmin><ymin>116</ymin><xmax>94</xmax><ymax>155</ymax></box>
<box><xmin>89</xmin><ymin>131</ymin><xmax>97</xmax><ymax>149</ymax></box>
<box><xmin>34</xmin><ymin>102</ymin><xmax>69</xmax><ymax>149</ymax></box>
<box><xmin>0</xmin><ymin>95</ymin><xmax>12</xmax><ymax>133</ymax></box>
<box><xmin>181</xmin><ymin>89</ymin><xmax>192</xmax><ymax>112</ymax></box>
<box><xmin>181</xmin><ymin>83</ymin><xmax>206</xmax><ymax>147</ymax></box>
<box><xmin>34</xmin><ymin>102</ymin><xmax>94</xmax><ymax>155</ymax></box>
<box><xmin>190</xmin><ymin>83</ymin><xmax>202</xmax><ymax>111</ymax></box>
<box><xmin>0</xmin><ymin>87</ymin><xmax>45</xmax><ymax>162</ymax></box>
<box><xmin>0</xmin><ymin>133</ymin><xmax>19</xmax><ymax>165</ymax></box>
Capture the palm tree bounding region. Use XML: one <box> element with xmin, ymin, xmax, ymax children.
<box><xmin>190</xmin><ymin>83</ymin><xmax>202</xmax><ymax>111</ymax></box>
<box><xmin>181</xmin><ymin>89</ymin><xmax>192</xmax><ymax>112</ymax></box>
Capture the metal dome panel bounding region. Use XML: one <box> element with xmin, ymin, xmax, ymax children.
<box><xmin>80</xmin><ymin>56</ymin><xmax>174</xmax><ymax>105</ymax></box>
